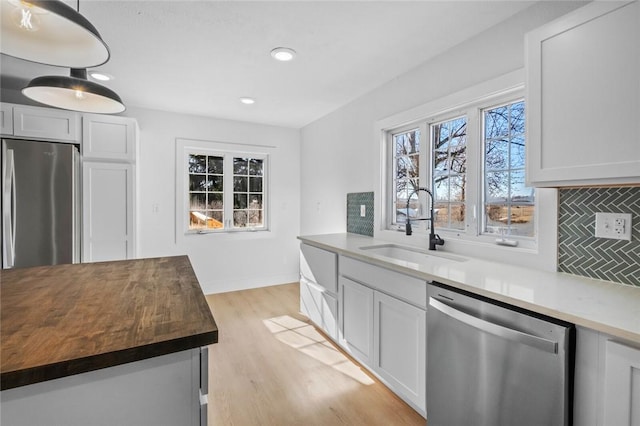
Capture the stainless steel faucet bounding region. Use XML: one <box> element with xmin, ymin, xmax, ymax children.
<box><xmin>405</xmin><ymin>187</ymin><xmax>445</xmax><ymax>251</ymax></box>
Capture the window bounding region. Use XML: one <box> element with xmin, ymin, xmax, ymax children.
<box><xmin>431</xmin><ymin>116</ymin><xmax>467</xmax><ymax>230</ymax></box>
<box><xmin>483</xmin><ymin>100</ymin><xmax>533</xmax><ymax>237</ymax></box>
<box><xmin>385</xmin><ymin>91</ymin><xmax>535</xmax><ymax>243</ymax></box>
<box><xmin>186</xmin><ymin>151</ymin><xmax>267</xmax><ymax>232</ymax></box>
<box><xmin>392</xmin><ymin>128</ymin><xmax>421</xmax><ymax>225</ymax></box>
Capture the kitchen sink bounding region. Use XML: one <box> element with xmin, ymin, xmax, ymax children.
<box><xmin>359</xmin><ymin>244</ymin><xmax>467</xmax><ymax>263</ymax></box>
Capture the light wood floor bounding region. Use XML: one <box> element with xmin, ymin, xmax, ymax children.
<box><xmin>205</xmin><ymin>283</ymin><xmax>426</xmax><ymax>426</ymax></box>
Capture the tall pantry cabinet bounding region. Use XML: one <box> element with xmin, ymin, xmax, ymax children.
<box><xmin>82</xmin><ymin>114</ymin><xmax>138</xmax><ymax>262</ymax></box>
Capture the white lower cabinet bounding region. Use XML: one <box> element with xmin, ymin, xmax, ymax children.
<box><xmin>574</xmin><ymin>326</ymin><xmax>640</xmax><ymax>426</ymax></box>
<box><xmin>338</xmin><ymin>255</ymin><xmax>427</xmax><ymax>416</ymax></box>
<box><xmin>603</xmin><ymin>340</ymin><xmax>640</xmax><ymax>426</ymax></box>
<box><xmin>339</xmin><ymin>276</ymin><xmax>374</xmax><ymax>365</ymax></box>
<box><xmin>373</xmin><ymin>291</ymin><xmax>426</xmax><ymax>415</ymax></box>
<box><xmin>300</xmin><ymin>277</ymin><xmax>338</xmax><ymax>340</ymax></box>
<box><xmin>82</xmin><ymin>161</ymin><xmax>135</xmax><ymax>262</ymax></box>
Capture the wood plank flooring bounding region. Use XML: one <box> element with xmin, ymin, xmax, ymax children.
<box><xmin>205</xmin><ymin>283</ymin><xmax>426</xmax><ymax>426</ymax></box>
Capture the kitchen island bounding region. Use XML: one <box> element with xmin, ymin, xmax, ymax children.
<box><xmin>1</xmin><ymin>255</ymin><xmax>217</xmax><ymax>426</ymax></box>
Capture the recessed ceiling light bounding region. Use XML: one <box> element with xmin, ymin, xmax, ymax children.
<box><xmin>240</xmin><ymin>97</ymin><xmax>255</xmax><ymax>105</ymax></box>
<box><xmin>89</xmin><ymin>71</ymin><xmax>113</xmax><ymax>81</ymax></box>
<box><xmin>270</xmin><ymin>47</ymin><xmax>296</xmax><ymax>62</ymax></box>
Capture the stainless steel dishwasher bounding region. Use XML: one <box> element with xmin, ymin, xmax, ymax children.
<box><xmin>426</xmin><ymin>282</ymin><xmax>575</xmax><ymax>426</ymax></box>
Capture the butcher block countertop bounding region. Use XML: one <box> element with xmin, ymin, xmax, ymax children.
<box><xmin>0</xmin><ymin>256</ymin><xmax>218</xmax><ymax>390</ymax></box>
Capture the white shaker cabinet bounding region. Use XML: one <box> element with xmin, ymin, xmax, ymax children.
<box><xmin>603</xmin><ymin>340</ymin><xmax>640</xmax><ymax>426</ymax></box>
<box><xmin>1</xmin><ymin>103</ymin><xmax>80</xmax><ymax>142</ymax></box>
<box><xmin>300</xmin><ymin>243</ymin><xmax>339</xmax><ymax>340</ymax></box>
<box><xmin>525</xmin><ymin>1</ymin><xmax>640</xmax><ymax>187</ymax></box>
<box><xmin>1</xmin><ymin>103</ymin><xmax>13</xmax><ymax>135</ymax></box>
<box><xmin>373</xmin><ymin>290</ymin><xmax>426</xmax><ymax>415</ymax></box>
<box><xmin>82</xmin><ymin>113</ymin><xmax>136</xmax><ymax>162</ymax></box>
<box><xmin>82</xmin><ymin>162</ymin><xmax>135</xmax><ymax>262</ymax></box>
<box><xmin>81</xmin><ymin>114</ymin><xmax>138</xmax><ymax>263</ymax></box>
<box><xmin>339</xmin><ymin>276</ymin><xmax>374</xmax><ymax>364</ymax></box>
<box><xmin>339</xmin><ymin>255</ymin><xmax>427</xmax><ymax>416</ymax></box>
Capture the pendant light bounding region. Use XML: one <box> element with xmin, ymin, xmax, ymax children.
<box><xmin>22</xmin><ymin>68</ymin><xmax>125</xmax><ymax>114</ymax></box>
<box><xmin>0</xmin><ymin>0</ymin><xmax>110</xmax><ymax>68</ymax></box>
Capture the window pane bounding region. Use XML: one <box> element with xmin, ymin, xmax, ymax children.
<box><xmin>233</xmin><ymin>176</ymin><xmax>247</xmax><ymax>192</ymax></box>
<box><xmin>485</xmin><ymin>105</ymin><xmax>508</xmax><ymax>138</ymax></box>
<box><xmin>234</xmin><ymin>193</ymin><xmax>248</xmax><ymax>209</ymax></box>
<box><xmin>208</xmin><ymin>192</ymin><xmax>223</xmax><ymax>209</ymax></box>
<box><xmin>233</xmin><ymin>210</ymin><xmax>248</xmax><ymax>227</ymax></box>
<box><xmin>486</xmin><ymin>171</ymin><xmax>508</xmax><ymax>202</ymax></box>
<box><xmin>209</xmin><ymin>175</ymin><xmax>223</xmax><ymax>192</ymax></box>
<box><xmin>249</xmin><ymin>194</ymin><xmax>263</xmax><ymax>209</ymax></box>
<box><xmin>189</xmin><ymin>155</ymin><xmax>206</xmax><ymax>173</ymax></box>
<box><xmin>486</xmin><ymin>139</ymin><xmax>509</xmax><ymax>171</ymax></box>
<box><xmin>394</xmin><ymin>130</ymin><xmax>419</xmax><ymax>155</ymax></box>
<box><xmin>190</xmin><ymin>193</ymin><xmax>206</xmax><ymax>210</ymax></box>
<box><xmin>249</xmin><ymin>177</ymin><xmax>263</xmax><ymax>192</ymax></box>
<box><xmin>248</xmin><ymin>209</ymin><xmax>263</xmax><ymax>226</ymax></box>
<box><xmin>249</xmin><ymin>159</ymin><xmax>263</xmax><ymax>176</ymax></box>
<box><xmin>207</xmin><ymin>156</ymin><xmax>224</xmax><ymax>174</ymax></box>
<box><xmin>483</xmin><ymin>100</ymin><xmax>533</xmax><ymax>237</ymax></box>
<box><xmin>189</xmin><ymin>175</ymin><xmax>207</xmax><ymax>191</ymax></box>
<box><xmin>510</xmin><ymin>135</ymin><xmax>525</xmax><ymax>169</ymax></box>
<box><xmin>431</xmin><ymin>116</ymin><xmax>467</xmax><ymax>230</ymax></box>
<box><xmin>234</xmin><ymin>158</ymin><xmax>248</xmax><ymax>175</ymax></box>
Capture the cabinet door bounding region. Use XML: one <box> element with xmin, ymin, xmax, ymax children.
<box><xmin>12</xmin><ymin>105</ymin><xmax>79</xmax><ymax>142</ymax></box>
<box><xmin>526</xmin><ymin>1</ymin><xmax>640</xmax><ymax>186</ymax></box>
<box><xmin>1</xmin><ymin>103</ymin><xmax>13</xmax><ymax>135</ymax></box>
<box><xmin>300</xmin><ymin>243</ymin><xmax>338</xmax><ymax>293</ymax></box>
<box><xmin>82</xmin><ymin>161</ymin><xmax>135</xmax><ymax>262</ymax></box>
<box><xmin>373</xmin><ymin>291</ymin><xmax>426</xmax><ymax>415</ymax></box>
<box><xmin>83</xmin><ymin>114</ymin><xmax>136</xmax><ymax>162</ymax></box>
<box><xmin>603</xmin><ymin>340</ymin><xmax>640</xmax><ymax>426</ymax></box>
<box><xmin>300</xmin><ymin>278</ymin><xmax>338</xmax><ymax>340</ymax></box>
<box><xmin>339</xmin><ymin>276</ymin><xmax>374</xmax><ymax>364</ymax></box>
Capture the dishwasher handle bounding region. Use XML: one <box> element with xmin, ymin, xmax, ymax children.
<box><xmin>429</xmin><ymin>297</ymin><xmax>558</xmax><ymax>354</ymax></box>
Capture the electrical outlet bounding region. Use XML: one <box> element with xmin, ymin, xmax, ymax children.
<box><xmin>360</xmin><ymin>205</ymin><xmax>366</xmax><ymax>217</ymax></box>
<box><xmin>595</xmin><ymin>212</ymin><xmax>632</xmax><ymax>241</ymax></box>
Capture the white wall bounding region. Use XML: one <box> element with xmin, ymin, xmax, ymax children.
<box><xmin>124</xmin><ymin>106</ymin><xmax>301</xmax><ymax>294</ymax></box>
<box><xmin>300</xmin><ymin>2</ymin><xmax>583</xmax><ymax>271</ymax></box>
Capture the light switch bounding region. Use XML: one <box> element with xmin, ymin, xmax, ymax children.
<box><xmin>595</xmin><ymin>212</ymin><xmax>632</xmax><ymax>241</ymax></box>
<box><xmin>360</xmin><ymin>205</ymin><xmax>366</xmax><ymax>217</ymax></box>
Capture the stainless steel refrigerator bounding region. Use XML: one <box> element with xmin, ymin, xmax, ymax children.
<box><xmin>2</xmin><ymin>138</ymin><xmax>80</xmax><ymax>269</ymax></box>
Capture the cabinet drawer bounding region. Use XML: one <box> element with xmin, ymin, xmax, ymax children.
<box><xmin>300</xmin><ymin>278</ymin><xmax>338</xmax><ymax>340</ymax></box>
<box><xmin>300</xmin><ymin>243</ymin><xmax>338</xmax><ymax>293</ymax></box>
<box><xmin>340</xmin><ymin>256</ymin><xmax>426</xmax><ymax>309</ymax></box>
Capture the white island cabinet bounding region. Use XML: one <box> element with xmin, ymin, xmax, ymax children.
<box><xmin>525</xmin><ymin>1</ymin><xmax>640</xmax><ymax>187</ymax></box>
<box><xmin>81</xmin><ymin>114</ymin><xmax>138</xmax><ymax>262</ymax></box>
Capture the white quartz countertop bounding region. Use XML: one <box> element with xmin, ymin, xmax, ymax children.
<box><xmin>298</xmin><ymin>233</ymin><xmax>640</xmax><ymax>344</ymax></box>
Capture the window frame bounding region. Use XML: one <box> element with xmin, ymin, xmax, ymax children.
<box><xmin>180</xmin><ymin>142</ymin><xmax>270</xmax><ymax>235</ymax></box>
<box><xmin>382</xmin><ymin>85</ymin><xmax>537</xmax><ymax>249</ymax></box>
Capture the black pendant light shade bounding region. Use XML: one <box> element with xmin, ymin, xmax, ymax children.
<box><xmin>0</xmin><ymin>0</ymin><xmax>110</xmax><ymax>68</ymax></box>
<box><xmin>22</xmin><ymin>68</ymin><xmax>125</xmax><ymax>114</ymax></box>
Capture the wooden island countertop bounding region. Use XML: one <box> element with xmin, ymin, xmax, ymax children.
<box><xmin>1</xmin><ymin>256</ymin><xmax>218</xmax><ymax>390</ymax></box>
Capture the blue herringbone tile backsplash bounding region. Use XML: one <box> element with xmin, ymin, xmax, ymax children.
<box><xmin>347</xmin><ymin>192</ymin><xmax>374</xmax><ymax>237</ymax></box>
<box><xmin>558</xmin><ymin>186</ymin><xmax>640</xmax><ymax>287</ymax></box>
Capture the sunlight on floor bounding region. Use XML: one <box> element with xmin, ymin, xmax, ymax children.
<box><xmin>263</xmin><ymin>315</ymin><xmax>375</xmax><ymax>386</ymax></box>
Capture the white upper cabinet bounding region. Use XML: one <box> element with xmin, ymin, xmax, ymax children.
<box><xmin>9</xmin><ymin>104</ymin><xmax>80</xmax><ymax>142</ymax></box>
<box><xmin>82</xmin><ymin>113</ymin><xmax>137</xmax><ymax>162</ymax></box>
<box><xmin>1</xmin><ymin>103</ymin><xmax>13</xmax><ymax>135</ymax></box>
<box><xmin>525</xmin><ymin>1</ymin><xmax>640</xmax><ymax>187</ymax></box>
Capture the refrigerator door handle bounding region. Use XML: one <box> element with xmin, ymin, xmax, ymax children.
<box><xmin>3</xmin><ymin>148</ymin><xmax>16</xmax><ymax>268</ymax></box>
<box><xmin>429</xmin><ymin>297</ymin><xmax>558</xmax><ymax>354</ymax></box>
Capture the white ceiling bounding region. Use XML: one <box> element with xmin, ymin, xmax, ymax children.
<box><xmin>0</xmin><ymin>1</ymin><xmax>535</xmax><ymax>128</ymax></box>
